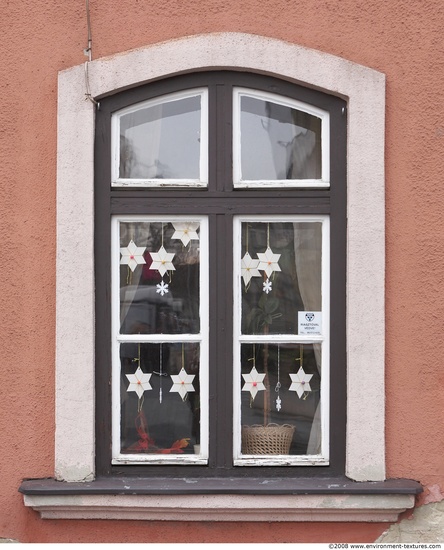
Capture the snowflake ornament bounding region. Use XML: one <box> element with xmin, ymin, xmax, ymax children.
<box><xmin>289</xmin><ymin>367</ymin><xmax>313</xmax><ymax>398</ymax></box>
<box><xmin>241</xmin><ymin>252</ymin><xmax>261</xmax><ymax>286</ymax></box>
<box><xmin>257</xmin><ymin>247</ymin><xmax>281</xmax><ymax>278</ymax></box>
<box><xmin>263</xmin><ymin>278</ymin><xmax>272</xmax><ymax>294</ymax></box>
<box><xmin>241</xmin><ymin>366</ymin><xmax>266</xmax><ymax>399</ymax></box>
<box><xmin>149</xmin><ymin>246</ymin><xmax>176</xmax><ymax>277</ymax></box>
<box><xmin>126</xmin><ymin>367</ymin><xmax>152</xmax><ymax>399</ymax></box>
<box><xmin>171</xmin><ymin>222</ymin><xmax>200</xmax><ymax>246</ymax></box>
<box><xmin>120</xmin><ymin>240</ymin><xmax>147</xmax><ymax>272</ymax></box>
<box><xmin>170</xmin><ymin>368</ymin><xmax>195</xmax><ymax>400</ymax></box>
<box><xmin>276</xmin><ymin>395</ymin><xmax>282</xmax><ymax>411</ymax></box>
<box><xmin>156</xmin><ymin>281</ymin><xmax>169</xmax><ymax>296</ymax></box>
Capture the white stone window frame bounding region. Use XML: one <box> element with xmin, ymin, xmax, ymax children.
<box><xmin>43</xmin><ymin>33</ymin><xmax>404</xmax><ymax>521</ymax></box>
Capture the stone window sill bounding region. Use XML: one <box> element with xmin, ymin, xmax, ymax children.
<box><xmin>20</xmin><ymin>477</ymin><xmax>421</xmax><ymax>522</ymax></box>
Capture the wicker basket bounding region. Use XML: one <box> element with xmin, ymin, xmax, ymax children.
<box><xmin>241</xmin><ymin>423</ymin><xmax>295</xmax><ymax>455</ymax></box>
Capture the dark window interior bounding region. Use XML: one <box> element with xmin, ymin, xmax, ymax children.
<box><xmin>94</xmin><ymin>71</ymin><xmax>347</xmax><ymax>479</ymax></box>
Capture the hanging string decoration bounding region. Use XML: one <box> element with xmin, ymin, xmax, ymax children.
<box><xmin>275</xmin><ymin>344</ymin><xmax>282</xmax><ymax>411</ymax></box>
<box><xmin>120</xmin><ymin>240</ymin><xmax>147</xmax><ymax>272</ymax></box>
<box><xmin>241</xmin><ymin>225</ymin><xmax>261</xmax><ymax>288</ymax></box>
<box><xmin>257</xmin><ymin>224</ymin><xmax>281</xmax><ymax>294</ymax></box>
<box><xmin>149</xmin><ymin>245</ymin><xmax>175</xmax><ymax>277</ymax></box>
<box><xmin>170</xmin><ymin>344</ymin><xmax>196</xmax><ymax>401</ymax></box>
<box><xmin>126</xmin><ymin>366</ymin><xmax>153</xmax><ymax>399</ymax></box>
<box><xmin>257</xmin><ymin>247</ymin><xmax>281</xmax><ymax>278</ymax></box>
<box><xmin>242</xmin><ymin>346</ymin><xmax>266</xmax><ymax>400</ymax></box>
<box><xmin>152</xmin><ymin>343</ymin><xmax>168</xmax><ymax>403</ymax></box>
<box><xmin>125</xmin><ymin>344</ymin><xmax>152</xmax><ymax>411</ymax></box>
<box><xmin>125</xmin><ymin>343</ymin><xmax>190</xmax><ymax>455</ymax></box>
<box><xmin>241</xmin><ymin>252</ymin><xmax>261</xmax><ymax>287</ymax></box>
<box><xmin>241</xmin><ymin>223</ymin><xmax>281</xmax><ymax>293</ymax></box>
<box><xmin>149</xmin><ymin>222</ymin><xmax>175</xmax><ymax>296</ymax></box>
<box><xmin>257</xmin><ymin>224</ymin><xmax>281</xmax><ymax>278</ymax></box>
<box><xmin>171</xmin><ymin>222</ymin><xmax>200</xmax><ymax>247</ymax></box>
<box><xmin>289</xmin><ymin>345</ymin><xmax>313</xmax><ymax>399</ymax></box>
<box><xmin>242</xmin><ymin>366</ymin><xmax>266</xmax><ymax>399</ymax></box>
<box><xmin>156</xmin><ymin>280</ymin><xmax>169</xmax><ymax>296</ymax></box>
<box><xmin>263</xmin><ymin>279</ymin><xmax>273</xmax><ymax>294</ymax></box>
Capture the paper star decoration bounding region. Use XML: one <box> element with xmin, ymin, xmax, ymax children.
<box><xmin>149</xmin><ymin>246</ymin><xmax>176</xmax><ymax>277</ymax></box>
<box><xmin>156</xmin><ymin>281</ymin><xmax>169</xmax><ymax>296</ymax></box>
<box><xmin>276</xmin><ymin>395</ymin><xmax>282</xmax><ymax>411</ymax></box>
<box><xmin>120</xmin><ymin>240</ymin><xmax>147</xmax><ymax>272</ymax></box>
<box><xmin>170</xmin><ymin>368</ymin><xmax>195</xmax><ymax>400</ymax></box>
<box><xmin>257</xmin><ymin>247</ymin><xmax>281</xmax><ymax>278</ymax></box>
<box><xmin>289</xmin><ymin>367</ymin><xmax>313</xmax><ymax>398</ymax></box>
<box><xmin>241</xmin><ymin>252</ymin><xmax>261</xmax><ymax>286</ymax></box>
<box><xmin>126</xmin><ymin>367</ymin><xmax>152</xmax><ymax>399</ymax></box>
<box><xmin>171</xmin><ymin>222</ymin><xmax>200</xmax><ymax>247</ymax></box>
<box><xmin>241</xmin><ymin>366</ymin><xmax>266</xmax><ymax>399</ymax></box>
<box><xmin>263</xmin><ymin>278</ymin><xmax>272</xmax><ymax>294</ymax></box>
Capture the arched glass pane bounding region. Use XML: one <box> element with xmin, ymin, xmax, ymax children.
<box><xmin>114</xmin><ymin>90</ymin><xmax>207</xmax><ymax>186</ymax></box>
<box><xmin>234</xmin><ymin>90</ymin><xmax>328</xmax><ymax>186</ymax></box>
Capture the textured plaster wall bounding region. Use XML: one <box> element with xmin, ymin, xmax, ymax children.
<box><xmin>0</xmin><ymin>0</ymin><xmax>443</xmax><ymax>544</ymax></box>
<box><xmin>378</xmin><ymin>487</ymin><xmax>444</xmax><ymax>543</ymax></box>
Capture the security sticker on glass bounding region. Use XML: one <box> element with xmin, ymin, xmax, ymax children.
<box><xmin>298</xmin><ymin>311</ymin><xmax>322</xmax><ymax>335</ymax></box>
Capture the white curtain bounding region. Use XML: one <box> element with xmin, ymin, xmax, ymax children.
<box><xmin>293</xmin><ymin>223</ymin><xmax>322</xmax><ymax>454</ymax></box>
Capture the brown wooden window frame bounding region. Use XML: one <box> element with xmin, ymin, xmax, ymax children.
<box><xmin>94</xmin><ymin>71</ymin><xmax>347</xmax><ymax>480</ymax></box>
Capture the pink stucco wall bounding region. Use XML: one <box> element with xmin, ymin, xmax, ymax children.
<box><xmin>1</xmin><ymin>0</ymin><xmax>443</xmax><ymax>543</ymax></box>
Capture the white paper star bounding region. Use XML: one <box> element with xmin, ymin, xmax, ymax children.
<box><xmin>171</xmin><ymin>222</ymin><xmax>200</xmax><ymax>246</ymax></box>
<box><xmin>241</xmin><ymin>252</ymin><xmax>261</xmax><ymax>286</ymax></box>
<box><xmin>170</xmin><ymin>368</ymin><xmax>195</xmax><ymax>400</ymax></box>
<box><xmin>257</xmin><ymin>247</ymin><xmax>281</xmax><ymax>278</ymax></box>
<box><xmin>263</xmin><ymin>278</ymin><xmax>272</xmax><ymax>294</ymax></box>
<box><xmin>156</xmin><ymin>281</ymin><xmax>169</xmax><ymax>296</ymax></box>
<box><xmin>126</xmin><ymin>367</ymin><xmax>152</xmax><ymax>399</ymax></box>
<box><xmin>149</xmin><ymin>246</ymin><xmax>176</xmax><ymax>277</ymax></box>
<box><xmin>120</xmin><ymin>240</ymin><xmax>146</xmax><ymax>272</ymax></box>
<box><xmin>289</xmin><ymin>367</ymin><xmax>313</xmax><ymax>398</ymax></box>
<box><xmin>241</xmin><ymin>366</ymin><xmax>266</xmax><ymax>399</ymax></box>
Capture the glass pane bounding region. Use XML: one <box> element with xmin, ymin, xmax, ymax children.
<box><xmin>240</xmin><ymin>95</ymin><xmax>321</xmax><ymax>180</ymax></box>
<box><xmin>241</xmin><ymin>221</ymin><xmax>322</xmax><ymax>335</ymax></box>
<box><xmin>119</xmin><ymin>94</ymin><xmax>201</xmax><ymax>179</ymax></box>
<box><xmin>120</xmin><ymin>342</ymin><xmax>201</xmax><ymax>455</ymax></box>
<box><xmin>240</xmin><ymin>343</ymin><xmax>321</xmax><ymax>455</ymax></box>
<box><xmin>119</xmin><ymin>220</ymin><xmax>200</xmax><ymax>334</ymax></box>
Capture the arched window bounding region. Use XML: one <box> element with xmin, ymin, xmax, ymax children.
<box><xmin>94</xmin><ymin>72</ymin><xmax>346</xmax><ymax>474</ymax></box>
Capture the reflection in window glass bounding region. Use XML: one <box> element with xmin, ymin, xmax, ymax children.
<box><xmin>241</xmin><ymin>221</ymin><xmax>322</xmax><ymax>335</ymax></box>
<box><xmin>114</xmin><ymin>216</ymin><xmax>207</xmax><ymax>463</ymax></box>
<box><xmin>120</xmin><ymin>342</ymin><xmax>201</xmax><ymax>456</ymax></box>
<box><xmin>119</xmin><ymin>220</ymin><xmax>200</xmax><ymax>335</ymax></box>
<box><xmin>119</xmin><ymin>94</ymin><xmax>202</xmax><ymax>180</ymax></box>
<box><xmin>240</xmin><ymin>343</ymin><xmax>321</xmax><ymax>456</ymax></box>
<box><xmin>235</xmin><ymin>217</ymin><xmax>327</xmax><ymax>461</ymax></box>
<box><xmin>240</xmin><ymin>95</ymin><xmax>322</xmax><ymax>181</ymax></box>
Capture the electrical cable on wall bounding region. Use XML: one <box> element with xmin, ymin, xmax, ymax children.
<box><xmin>84</xmin><ymin>0</ymin><xmax>100</xmax><ymax>108</ymax></box>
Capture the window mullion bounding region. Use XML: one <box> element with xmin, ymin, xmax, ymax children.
<box><xmin>209</xmin><ymin>213</ymin><xmax>234</xmax><ymax>468</ymax></box>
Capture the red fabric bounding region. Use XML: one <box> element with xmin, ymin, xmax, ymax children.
<box><xmin>128</xmin><ymin>410</ymin><xmax>190</xmax><ymax>454</ymax></box>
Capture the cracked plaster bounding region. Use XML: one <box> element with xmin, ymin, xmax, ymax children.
<box><xmin>377</xmin><ymin>486</ymin><xmax>444</xmax><ymax>543</ymax></box>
